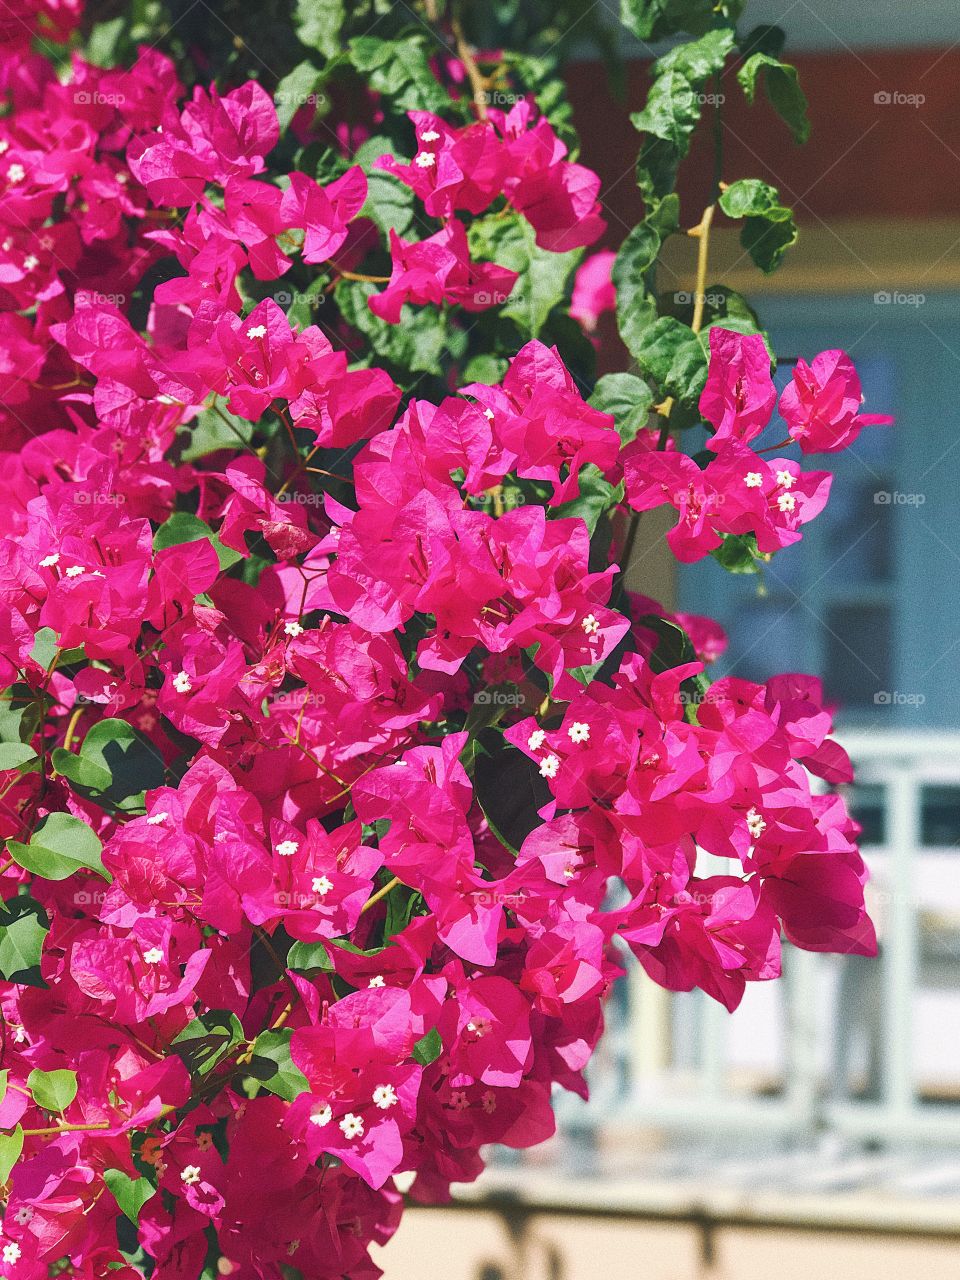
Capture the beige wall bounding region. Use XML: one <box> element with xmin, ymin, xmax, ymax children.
<box><xmin>374</xmin><ymin>1208</ymin><xmax>960</xmax><ymax>1280</ymax></box>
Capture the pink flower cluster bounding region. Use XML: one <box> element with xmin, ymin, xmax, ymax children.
<box><xmin>0</xmin><ymin>33</ymin><xmax>888</xmax><ymax>1280</ymax></box>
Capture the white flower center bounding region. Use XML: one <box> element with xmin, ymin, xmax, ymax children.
<box><xmin>368</xmin><ymin>974</ymin><xmax>386</xmax><ymax>988</ymax></box>
<box><xmin>527</xmin><ymin>729</ymin><xmax>546</xmax><ymax>751</ymax></box>
<box><xmin>581</xmin><ymin>613</ymin><xmax>600</xmax><ymax>635</ymax></box>
<box><xmin>539</xmin><ymin>754</ymin><xmax>560</xmax><ymax>779</ymax></box>
<box><xmin>776</xmin><ymin>469</ymin><xmax>795</xmax><ymax>489</ymax></box>
<box><xmin>746</xmin><ymin>807</ymin><xmax>767</xmax><ymax>839</ymax></box>
<box><xmin>172</xmin><ymin>671</ymin><xmax>192</xmax><ymax>693</ymax></box>
<box><xmin>181</xmin><ymin>1165</ymin><xmax>202</xmax><ymax>1185</ymax></box>
<box><xmin>143</xmin><ymin>947</ymin><xmax>163</xmax><ymax>964</ymax></box>
<box><xmin>744</xmin><ymin>472</ymin><xmax>764</xmax><ymax>488</ymax></box>
<box><xmin>245</xmin><ymin>324</ymin><xmax>267</xmax><ymax>339</ymax></box>
<box><xmin>414</xmin><ymin>151</ymin><xmax>436</xmax><ymax>168</ymax></box>
<box><xmin>310</xmin><ymin>1103</ymin><xmax>332</xmax><ymax>1127</ymax></box>
<box><xmin>7</xmin><ymin>163</ymin><xmax>25</xmax><ymax>184</ymax></box>
<box><xmin>276</xmin><ymin>840</ymin><xmax>299</xmax><ymax>857</ymax></box>
<box><xmin>284</xmin><ymin>621</ymin><xmax>303</xmax><ymax>637</ymax></box>
<box><xmin>312</xmin><ymin>874</ymin><xmax>334</xmax><ymax>896</ymax></box>
<box><xmin>147</xmin><ymin>811</ymin><xmax>168</xmax><ymax>825</ymax></box>
<box><xmin>777</xmin><ymin>492</ymin><xmax>796</xmax><ymax>513</ymax></box>
<box><xmin>40</xmin><ymin>552</ymin><xmax>60</xmax><ymax>567</ymax></box>
<box><xmin>567</xmin><ymin>721</ymin><xmax>590</xmax><ymax>743</ymax></box>
<box><xmin>419</xmin><ymin>129</ymin><xmax>441</xmax><ymax>142</ymax></box>
<box><xmin>372</xmin><ymin>1084</ymin><xmax>398</xmax><ymax>1110</ymax></box>
<box><xmin>339</xmin><ymin>1112</ymin><xmax>364</xmax><ymax>1139</ymax></box>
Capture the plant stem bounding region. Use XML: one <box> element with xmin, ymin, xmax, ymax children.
<box><xmin>62</xmin><ymin>705</ymin><xmax>84</xmax><ymax>753</ymax></box>
<box><xmin>451</xmin><ymin>14</ymin><xmax>489</xmax><ymax>120</ymax></box>
<box><xmin>360</xmin><ymin>876</ymin><xmax>401</xmax><ymax>915</ymax></box>
<box><xmin>688</xmin><ymin>202</ymin><xmax>716</xmax><ymax>336</ymax></box>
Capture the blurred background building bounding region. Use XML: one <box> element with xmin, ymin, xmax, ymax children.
<box><xmin>378</xmin><ymin>3</ymin><xmax>960</xmax><ymax>1274</ymax></box>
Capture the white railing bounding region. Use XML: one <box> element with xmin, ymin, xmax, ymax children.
<box><xmin>554</xmin><ymin>732</ymin><xmax>960</xmax><ymax>1146</ymax></box>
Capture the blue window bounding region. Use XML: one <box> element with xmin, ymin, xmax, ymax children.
<box><xmin>677</xmin><ymin>294</ymin><xmax>960</xmax><ymax>728</ymax></box>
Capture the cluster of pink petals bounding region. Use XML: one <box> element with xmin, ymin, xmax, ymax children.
<box><xmin>0</xmin><ymin>32</ymin><xmax>889</xmax><ymax>1280</ymax></box>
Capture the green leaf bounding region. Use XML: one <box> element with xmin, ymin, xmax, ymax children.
<box><xmin>0</xmin><ymin>895</ymin><xmax>48</xmax><ymax>983</ymax></box>
<box><xmin>719</xmin><ymin>178</ymin><xmax>798</xmax><ymax>274</ymax></box>
<box><xmin>620</xmin><ymin>0</ymin><xmax>743</xmax><ymax>40</ymax></box>
<box><xmin>286</xmin><ymin>939</ymin><xmax>334</xmax><ymax>972</ymax></box>
<box><xmin>633</xmin><ymin>316</ymin><xmax>708</xmax><ymax>405</ymax></box>
<box><xmin>737</xmin><ymin>52</ymin><xmax>810</xmax><ymax>144</ymax></box>
<box><xmin>362</xmin><ymin>171</ymin><xmax>417</xmax><ymax>238</ymax></box>
<box><xmin>173</xmin><ymin>1010</ymin><xmax>245</xmax><ymax>1078</ymax></box>
<box><xmin>248</xmin><ymin>1029</ymin><xmax>310</xmax><ymax>1102</ymax></box>
<box><xmin>711</xmin><ymin>531</ymin><xmax>763</xmax><ymax>574</ymax></box>
<box><xmin>612</xmin><ymin>222</ymin><xmax>660</xmax><ymax>362</ymax></box>
<box><xmin>104</xmin><ymin>1168</ymin><xmax>155</xmax><ymax>1225</ymax></box>
<box><xmin>636</xmin><ymin>614</ymin><xmax>697</xmax><ymax>673</ymax></box>
<box><xmin>0</xmin><ymin>742</ymin><xmax>37</xmax><ymax>771</ymax></box>
<box><xmin>550</xmin><ymin>466</ymin><xmax>621</xmax><ymax>535</ymax></box>
<box><xmin>27</xmin><ymin>1067</ymin><xmax>77</xmax><ymax>1112</ymax></box>
<box><xmin>275</xmin><ymin>61</ymin><xmax>325</xmax><ymax>133</ymax></box>
<box><xmin>0</xmin><ymin>1125</ymin><xmax>23</xmax><ymax>1186</ymax></box>
<box><xmin>52</xmin><ymin>717</ymin><xmax>165</xmax><ymax>813</ymax></box>
<box><xmin>6</xmin><ymin>813</ymin><xmax>108</xmax><ymax>883</ymax></box>
<box><xmin>335</xmin><ymin>280</ymin><xmax>458</xmax><ymax>377</ymax></box>
<box><xmin>182</xmin><ymin>404</ymin><xmax>254</xmax><ymax>462</ymax></box>
<box><xmin>412</xmin><ymin>1028</ymin><xmax>442</xmax><ymax>1066</ymax></box>
<box><xmin>654</xmin><ymin>27</ymin><xmax>736</xmax><ymax>81</ymax></box>
<box><xmin>0</xmin><ymin>1068</ymin><xmax>8</xmax><ymax>1105</ymax></box>
<box><xmin>295</xmin><ymin>0</ymin><xmax>344</xmax><ymax>59</ymax></box>
<box><xmin>469</xmin><ymin>216</ymin><xmax>580</xmax><ymax>340</ymax></box>
<box><xmin>589</xmin><ymin>373</ymin><xmax>654</xmax><ymax>445</ymax></box>
<box><xmin>347</xmin><ymin>36</ymin><xmax>449</xmax><ymax>113</ymax></box>
<box><xmin>153</xmin><ymin>511</ymin><xmax>242</xmax><ymax>572</ymax></box>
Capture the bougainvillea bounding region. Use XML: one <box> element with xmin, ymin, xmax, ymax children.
<box><xmin>0</xmin><ymin>1</ymin><xmax>889</xmax><ymax>1276</ymax></box>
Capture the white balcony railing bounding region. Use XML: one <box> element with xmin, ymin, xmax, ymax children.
<box><xmin>553</xmin><ymin>732</ymin><xmax>960</xmax><ymax>1147</ymax></box>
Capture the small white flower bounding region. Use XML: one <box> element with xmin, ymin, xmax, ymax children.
<box><xmin>467</xmin><ymin>1016</ymin><xmax>491</xmax><ymax>1038</ymax></box>
<box><xmin>6</xmin><ymin>163</ymin><xmax>25</xmax><ymax>184</ymax></box>
<box><xmin>539</xmin><ymin>754</ymin><xmax>560</xmax><ymax>779</ymax></box>
<box><xmin>64</xmin><ymin>565</ymin><xmax>85</xmax><ymax>577</ymax></box>
<box><xmin>482</xmin><ymin>406</ymin><xmax>495</xmax><ymax>421</ymax></box>
<box><xmin>39</xmin><ymin>552</ymin><xmax>60</xmax><ymax>568</ymax></box>
<box><xmin>143</xmin><ymin>947</ymin><xmax>164</xmax><ymax>965</ymax></box>
<box><xmin>567</xmin><ymin>721</ymin><xmax>590</xmax><ymax>744</ymax></box>
<box><xmin>276</xmin><ymin>839</ymin><xmax>299</xmax><ymax>858</ymax></box>
<box><xmin>527</xmin><ymin>729</ymin><xmax>546</xmax><ymax>751</ymax></box>
<box><xmin>744</xmin><ymin>471</ymin><xmax>764</xmax><ymax>488</ymax></box>
<box><xmin>372</xmin><ymin>1083</ymin><xmax>398</xmax><ymax>1110</ymax></box>
<box><xmin>581</xmin><ymin>613</ymin><xmax>600</xmax><ymax>636</ymax></box>
<box><xmin>147</xmin><ymin>811</ymin><xmax>168</xmax><ymax>825</ymax></box>
<box><xmin>0</xmin><ymin>140</ymin><xmax>8</xmax><ymax>155</ymax></box>
<box><xmin>22</xmin><ymin>254</ymin><xmax>38</xmax><ymax>270</ymax></box>
<box><xmin>339</xmin><ymin>1112</ymin><xmax>364</xmax><ymax>1139</ymax></box>
<box><xmin>368</xmin><ymin>974</ymin><xmax>386</xmax><ymax>988</ymax></box>
<box><xmin>481</xmin><ymin>1090</ymin><xmax>497</xmax><ymax>1114</ymax></box>
<box><xmin>172</xmin><ymin>671</ymin><xmax>192</xmax><ymax>694</ymax></box>
<box><xmin>450</xmin><ymin>1090</ymin><xmax>469</xmax><ymax>1112</ymax></box>
<box><xmin>196</xmin><ymin>1132</ymin><xmax>214</xmax><ymax>1151</ymax></box>
<box><xmin>2</xmin><ymin>1241</ymin><xmax>22</xmax><ymax>1265</ymax></box>
<box><xmin>284</xmin><ymin>621</ymin><xmax>304</xmax><ymax>637</ymax></box>
<box><xmin>746</xmin><ymin>807</ymin><xmax>767</xmax><ymax>840</ymax></box>
<box><xmin>15</xmin><ymin>1205</ymin><xmax>33</xmax><ymax>1225</ymax></box>
<box><xmin>245</xmin><ymin>324</ymin><xmax>267</xmax><ymax>339</ymax></box>
<box><xmin>156</xmin><ymin>393</ymin><xmax>177</xmax><ymax>405</ymax></box>
<box><xmin>419</xmin><ymin>129</ymin><xmax>441</xmax><ymax>142</ymax></box>
<box><xmin>309</xmin><ymin>1103</ymin><xmax>332</xmax><ymax>1127</ymax></box>
<box><xmin>414</xmin><ymin>151</ymin><xmax>436</xmax><ymax>168</ymax></box>
<box><xmin>180</xmin><ymin>1165</ymin><xmax>202</xmax><ymax>1186</ymax></box>
<box><xmin>776</xmin><ymin>469</ymin><xmax>795</xmax><ymax>489</ymax></box>
<box><xmin>311</xmin><ymin>874</ymin><xmax>334</xmax><ymax>897</ymax></box>
<box><xmin>777</xmin><ymin>492</ymin><xmax>796</xmax><ymax>513</ymax></box>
